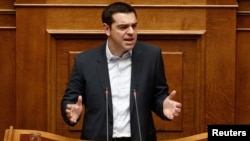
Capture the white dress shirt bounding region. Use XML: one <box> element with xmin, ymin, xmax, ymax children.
<box><xmin>106</xmin><ymin>44</ymin><xmax>132</xmax><ymax>138</ymax></box>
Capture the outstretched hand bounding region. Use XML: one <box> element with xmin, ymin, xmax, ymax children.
<box><xmin>163</xmin><ymin>90</ymin><xmax>182</xmax><ymax>120</ymax></box>
<box><xmin>65</xmin><ymin>95</ymin><xmax>83</xmax><ymax>123</ymax></box>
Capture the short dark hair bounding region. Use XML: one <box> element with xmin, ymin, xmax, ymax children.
<box><xmin>101</xmin><ymin>2</ymin><xmax>137</xmax><ymax>27</ymax></box>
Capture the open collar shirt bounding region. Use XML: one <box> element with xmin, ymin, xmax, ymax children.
<box><xmin>106</xmin><ymin>42</ymin><xmax>132</xmax><ymax>138</ymax></box>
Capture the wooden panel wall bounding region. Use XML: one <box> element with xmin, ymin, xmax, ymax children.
<box><xmin>236</xmin><ymin>0</ymin><xmax>250</xmax><ymax>124</ymax></box>
<box><xmin>0</xmin><ymin>0</ymin><xmax>16</xmax><ymax>140</ymax></box>
<box><xmin>2</xmin><ymin>0</ymin><xmax>250</xmax><ymax>140</ymax></box>
<box><xmin>205</xmin><ymin>7</ymin><xmax>236</xmax><ymax>124</ymax></box>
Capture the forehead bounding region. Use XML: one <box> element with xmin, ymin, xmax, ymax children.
<box><xmin>112</xmin><ymin>12</ymin><xmax>137</xmax><ymax>24</ymax></box>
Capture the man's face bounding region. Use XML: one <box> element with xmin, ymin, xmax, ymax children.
<box><xmin>103</xmin><ymin>12</ymin><xmax>138</xmax><ymax>56</ymax></box>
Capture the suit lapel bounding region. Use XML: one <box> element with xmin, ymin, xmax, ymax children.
<box><xmin>130</xmin><ymin>44</ymin><xmax>144</xmax><ymax>113</ymax></box>
<box><xmin>96</xmin><ymin>44</ymin><xmax>113</xmax><ymax>113</ymax></box>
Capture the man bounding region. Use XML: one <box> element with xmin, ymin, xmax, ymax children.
<box><xmin>61</xmin><ymin>2</ymin><xmax>182</xmax><ymax>141</ymax></box>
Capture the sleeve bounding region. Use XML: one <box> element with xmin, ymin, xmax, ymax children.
<box><xmin>61</xmin><ymin>56</ymin><xmax>85</xmax><ymax>126</ymax></box>
<box><xmin>151</xmin><ymin>48</ymin><xmax>170</xmax><ymax>120</ymax></box>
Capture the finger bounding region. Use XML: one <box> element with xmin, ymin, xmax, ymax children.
<box><xmin>175</xmin><ymin>108</ymin><xmax>181</xmax><ymax>113</ymax></box>
<box><xmin>168</xmin><ymin>90</ymin><xmax>176</xmax><ymax>100</ymax></box>
<box><xmin>168</xmin><ymin>115</ymin><xmax>174</xmax><ymax>120</ymax></box>
<box><xmin>178</xmin><ymin>103</ymin><xmax>182</xmax><ymax>107</ymax></box>
<box><xmin>65</xmin><ymin>109</ymin><xmax>71</xmax><ymax>113</ymax></box>
<box><xmin>76</xmin><ymin>95</ymin><xmax>83</xmax><ymax>106</ymax></box>
<box><xmin>175</xmin><ymin>102</ymin><xmax>182</xmax><ymax>108</ymax></box>
<box><xmin>66</xmin><ymin>112</ymin><xmax>72</xmax><ymax>119</ymax></box>
<box><xmin>69</xmin><ymin>118</ymin><xmax>77</xmax><ymax>123</ymax></box>
<box><xmin>173</xmin><ymin>112</ymin><xmax>179</xmax><ymax>117</ymax></box>
<box><xmin>66</xmin><ymin>104</ymin><xmax>73</xmax><ymax>109</ymax></box>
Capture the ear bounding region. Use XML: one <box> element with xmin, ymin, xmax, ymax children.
<box><xmin>102</xmin><ymin>23</ymin><xmax>110</xmax><ymax>36</ymax></box>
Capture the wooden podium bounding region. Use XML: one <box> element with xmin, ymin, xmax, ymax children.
<box><xmin>4</xmin><ymin>126</ymin><xmax>207</xmax><ymax>141</ymax></box>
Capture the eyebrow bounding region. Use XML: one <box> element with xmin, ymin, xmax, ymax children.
<box><xmin>117</xmin><ymin>22</ymin><xmax>138</xmax><ymax>26</ymax></box>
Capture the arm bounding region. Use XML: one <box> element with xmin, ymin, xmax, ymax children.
<box><xmin>61</xmin><ymin>57</ymin><xmax>85</xmax><ymax>125</ymax></box>
<box><xmin>152</xmin><ymin>47</ymin><xmax>181</xmax><ymax>120</ymax></box>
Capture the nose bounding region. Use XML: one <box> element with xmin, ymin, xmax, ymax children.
<box><xmin>127</xmin><ymin>26</ymin><xmax>135</xmax><ymax>34</ymax></box>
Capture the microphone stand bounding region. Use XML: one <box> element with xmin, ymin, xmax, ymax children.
<box><xmin>105</xmin><ymin>88</ymin><xmax>109</xmax><ymax>141</ymax></box>
<box><xmin>133</xmin><ymin>89</ymin><xmax>142</xmax><ymax>141</ymax></box>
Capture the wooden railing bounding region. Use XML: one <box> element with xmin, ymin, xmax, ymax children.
<box><xmin>4</xmin><ymin>126</ymin><xmax>207</xmax><ymax>141</ymax></box>
<box><xmin>4</xmin><ymin>126</ymin><xmax>84</xmax><ymax>141</ymax></box>
<box><xmin>162</xmin><ymin>132</ymin><xmax>207</xmax><ymax>141</ymax></box>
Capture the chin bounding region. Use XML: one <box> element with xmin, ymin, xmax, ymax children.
<box><xmin>125</xmin><ymin>45</ymin><xmax>135</xmax><ymax>50</ymax></box>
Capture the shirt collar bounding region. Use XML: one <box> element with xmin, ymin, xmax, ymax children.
<box><xmin>106</xmin><ymin>41</ymin><xmax>132</xmax><ymax>62</ymax></box>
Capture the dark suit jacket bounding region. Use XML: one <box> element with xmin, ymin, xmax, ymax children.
<box><xmin>61</xmin><ymin>41</ymin><xmax>170</xmax><ymax>141</ymax></box>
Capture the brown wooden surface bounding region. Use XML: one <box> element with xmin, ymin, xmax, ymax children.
<box><xmin>1</xmin><ymin>0</ymin><xmax>250</xmax><ymax>140</ymax></box>
<box><xmin>236</xmin><ymin>0</ymin><xmax>250</xmax><ymax>124</ymax></box>
<box><xmin>162</xmin><ymin>132</ymin><xmax>207</xmax><ymax>141</ymax></box>
<box><xmin>205</xmin><ymin>8</ymin><xmax>236</xmax><ymax>124</ymax></box>
<box><xmin>0</xmin><ymin>0</ymin><xmax>16</xmax><ymax>140</ymax></box>
<box><xmin>4</xmin><ymin>126</ymin><xmax>207</xmax><ymax>141</ymax></box>
<box><xmin>3</xmin><ymin>126</ymin><xmax>85</xmax><ymax>141</ymax></box>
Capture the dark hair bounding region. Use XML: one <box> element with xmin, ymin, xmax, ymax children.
<box><xmin>101</xmin><ymin>2</ymin><xmax>137</xmax><ymax>27</ymax></box>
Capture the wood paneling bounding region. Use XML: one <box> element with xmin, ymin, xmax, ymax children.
<box><xmin>15</xmin><ymin>7</ymin><xmax>47</xmax><ymax>130</ymax></box>
<box><xmin>205</xmin><ymin>8</ymin><xmax>236</xmax><ymax>124</ymax></box>
<box><xmin>236</xmin><ymin>0</ymin><xmax>250</xmax><ymax>124</ymax></box>
<box><xmin>3</xmin><ymin>0</ymin><xmax>250</xmax><ymax>141</ymax></box>
<box><xmin>236</xmin><ymin>31</ymin><xmax>250</xmax><ymax>124</ymax></box>
<box><xmin>45</xmin><ymin>0</ymin><xmax>206</xmax><ymax>5</ymax></box>
<box><xmin>0</xmin><ymin>29</ymin><xmax>16</xmax><ymax>141</ymax></box>
<box><xmin>0</xmin><ymin>11</ymin><xmax>16</xmax><ymax>26</ymax></box>
<box><xmin>45</xmin><ymin>6</ymin><xmax>205</xmax><ymax>30</ymax></box>
<box><xmin>0</xmin><ymin>0</ymin><xmax>15</xmax><ymax>8</ymax></box>
<box><xmin>0</xmin><ymin>1</ymin><xmax>16</xmax><ymax>140</ymax></box>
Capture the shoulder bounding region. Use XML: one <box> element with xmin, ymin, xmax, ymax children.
<box><xmin>75</xmin><ymin>43</ymin><xmax>105</xmax><ymax>60</ymax></box>
<box><xmin>134</xmin><ymin>41</ymin><xmax>161</xmax><ymax>53</ymax></box>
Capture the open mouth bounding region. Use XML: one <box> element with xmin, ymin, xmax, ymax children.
<box><xmin>124</xmin><ymin>38</ymin><xmax>134</xmax><ymax>44</ymax></box>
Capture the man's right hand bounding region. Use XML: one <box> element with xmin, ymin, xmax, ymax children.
<box><xmin>65</xmin><ymin>95</ymin><xmax>83</xmax><ymax>123</ymax></box>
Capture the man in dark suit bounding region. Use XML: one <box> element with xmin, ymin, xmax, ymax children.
<box><xmin>61</xmin><ymin>2</ymin><xmax>182</xmax><ymax>141</ymax></box>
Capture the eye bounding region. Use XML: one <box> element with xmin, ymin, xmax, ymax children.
<box><xmin>121</xmin><ymin>26</ymin><xmax>127</xmax><ymax>29</ymax></box>
<box><xmin>117</xmin><ymin>23</ymin><xmax>137</xmax><ymax>30</ymax></box>
<box><xmin>132</xmin><ymin>24</ymin><xmax>137</xmax><ymax>29</ymax></box>
<box><xmin>119</xmin><ymin>25</ymin><xmax>129</xmax><ymax>30</ymax></box>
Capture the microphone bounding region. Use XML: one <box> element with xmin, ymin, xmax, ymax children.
<box><xmin>133</xmin><ymin>89</ymin><xmax>142</xmax><ymax>141</ymax></box>
<box><xmin>105</xmin><ymin>87</ymin><xmax>109</xmax><ymax>141</ymax></box>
